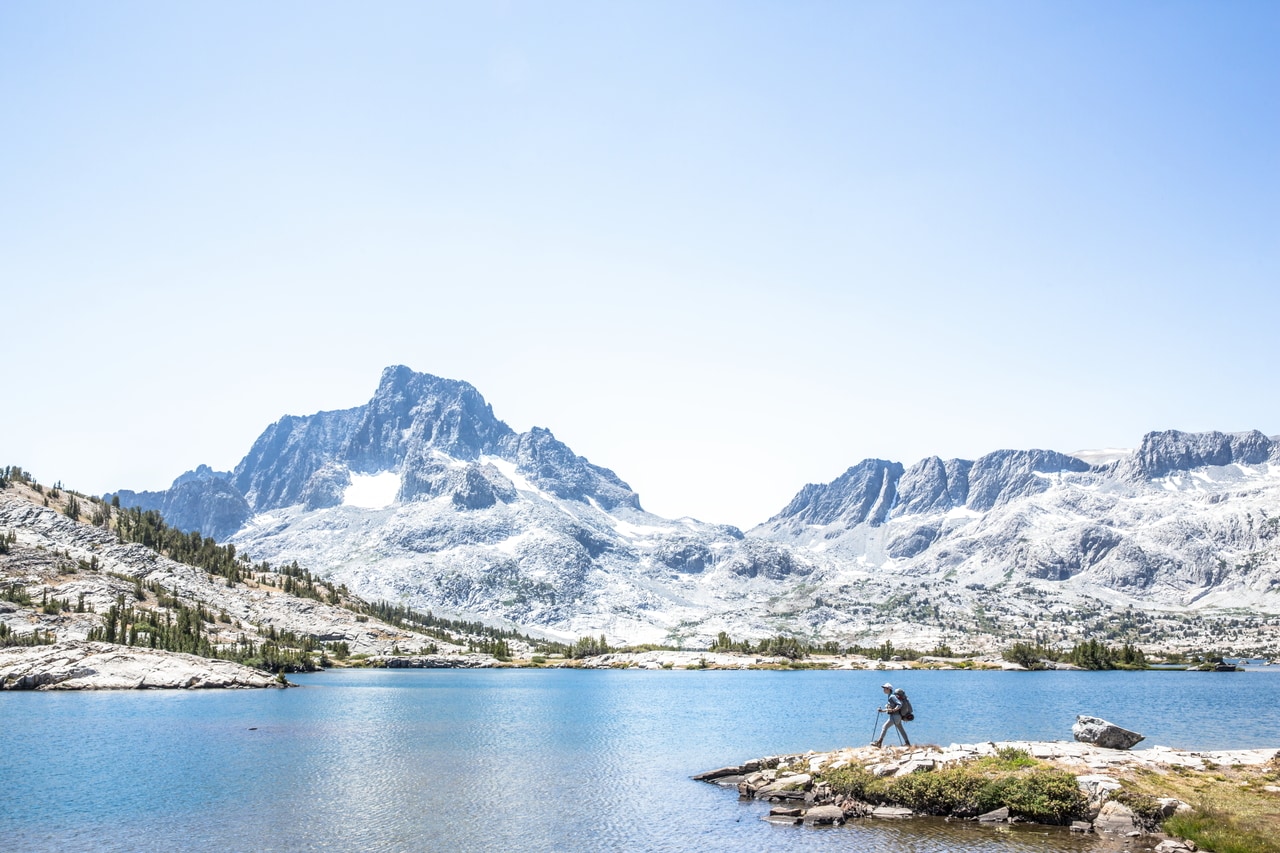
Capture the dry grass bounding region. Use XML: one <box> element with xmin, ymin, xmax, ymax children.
<box><xmin>1115</xmin><ymin>757</ymin><xmax>1280</xmax><ymax>853</ymax></box>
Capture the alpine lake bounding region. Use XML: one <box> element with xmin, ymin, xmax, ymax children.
<box><xmin>4</xmin><ymin>667</ymin><xmax>1278</xmax><ymax>853</ymax></box>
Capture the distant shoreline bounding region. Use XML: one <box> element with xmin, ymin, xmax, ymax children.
<box><xmin>337</xmin><ymin>648</ymin><xmax>1272</xmax><ymax>672</ymax></box>
<box><xmin>4</xmin><ymin>642</ymin><xmax>1271</xmax><ymax>690</ymax></box>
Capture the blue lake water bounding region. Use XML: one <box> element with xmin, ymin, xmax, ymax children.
<box><xmin>4</xmin><ymin>668</ymin><xmax>1279</xmax><ymax>852</ymax></box>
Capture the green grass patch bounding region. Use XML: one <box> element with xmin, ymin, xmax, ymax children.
<box><xmin>972</xmin><ymin>747</ymin><xmax>1039</xmax><ymax>772</ymax></box>
<box><xmin>1119</xmin><ymin>758</ymin><xmax>1280</xmax><ymax>852</ymax></box>
<box><xmin>819</xmin><ymin>758</ymin><xmax>1087</xmax><ymax>824</ymax></box>
<box><xmin>1164</xmin><ymin>807</ymin><xmax>1280</xmax><ymax>853</ymax></box>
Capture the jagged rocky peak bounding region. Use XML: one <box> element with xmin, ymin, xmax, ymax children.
<box><xmin>232</xmin><ymin>408</ymin><xmax>364</xmax><ymax>512</ymax></box>
<box><xmin>894</xmin><ymin>456</ymin><xmax>972</xmax><ymax>516</ymax></box>
<box><xmin>964</xmin><ymin>449</ymin><xmax>1091</xmax><ymax>511</ymax></box>
<box><xmin>768</xmin><ymin>446</ymin><xmax>1095</xmax><ymax>531</ymax></box>
<box><xmin>231</xmin><ymin>366</ymin><xmax>516</xmax><ymax>512</ymax></box>
<box><xmin>172</xmin><ymin>464</ymin><xmax>231</xmax><ymax>486</ymax></box>
<box><xmin>769</xmin><ymin>459</ymin><xmax>904</xmax><ymax>527</ymax></box>
<box><xmin>499</xmin><ymin>427</ymin><xmax>641</xmax><ymax>511</ymax></box>
<box><xmin>349</xmin><ymin>365</ymin><xmax>514</xmax><ymax>468</ymax></box>
<box><xmin>112</xmin><ymin>365</ymin><xmax>643</xmax><ymax>529</ymax></box>
<box><xmin>1125</xmin><ymin>429</ymin><xmax>1277</xmax><ymax>479</ymax></box>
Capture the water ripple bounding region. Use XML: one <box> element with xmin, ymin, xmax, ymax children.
<box><xmin>4</xmin><ymin>668</ymin><xmax>1278</xmax><ymax>852</ymax></box>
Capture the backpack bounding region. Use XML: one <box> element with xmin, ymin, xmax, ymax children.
<box><xmin>896</xmin><ymin>690</ymin><xmax>914</xmax><ymax>722</ymax></box>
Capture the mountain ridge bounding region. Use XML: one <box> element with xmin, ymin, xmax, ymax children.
<box><xmin>105</xmin><ymin>367</ymin><xmax>1280</xmax><ymax>649</ymax></box>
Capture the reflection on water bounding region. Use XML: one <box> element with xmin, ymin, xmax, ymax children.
<box><xmin>3</xmin><ymin>668</ymin><xmax>1278</xmax><ymax>852</ymax></box>
<box><xmin>764</xmin><ymin>813</ymin><xmax>1111</xmax><ymax>852</ymax></box>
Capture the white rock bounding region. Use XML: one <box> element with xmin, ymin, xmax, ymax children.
<box><xmin>0</xmin><ymin>641</ymin><xmax>282</xmax><ymax>690</ymax></box>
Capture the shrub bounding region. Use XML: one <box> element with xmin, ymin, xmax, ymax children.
<box><xmin>979</xmin><ymin>747</ymin><xmax>1039</xmax><ymax>771</ymax></box>
<box><xmin>890</xmin><ymin>768</ymin><xmax>989</xmax><ymax>816</ymax></box>
<box><xmin>1110</xmin><ymin>790</ymin><xmax>1165</xmax><ymax>830</ymax></box>
<box><xmin>824</xmin><ymin>766</ymin><xmax>887</xmax><ymax>803</ymax></box>
<box><xmin>984</xmin><ymin>769</ymin><xmax>1087</xmax><ymax>824</ymax></box>
<box><xmin>820</xmin><ymin>762</ymin><xmax>1087</xmax><ymax>825</ymax></box>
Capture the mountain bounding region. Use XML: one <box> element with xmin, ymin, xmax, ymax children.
<box><xmin>755</xmin><ymin>430</ymin><xmax>1280</xmax><ymax>647</ymax></box>
<box><xmin>110</xmin><ymin>367</ymin><xmax>811</xmax><ymax>645</ymax></box>
<box><xmin>758</xmin><ymin>430</ymin><xmax>1280</xmax><ymax>593</ymax></box>
<box><xmin>106</xmin><ymin>368</ymin><xmax>1280</xmax><ymax>652</ymax></box>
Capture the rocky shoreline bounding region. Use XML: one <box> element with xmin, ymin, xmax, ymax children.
<box><xmin>696</xmin><ymin>739</ymin><xmax>1280</xmax><ymax>849</ymax></box>
<box><xmin>0</xmin><ymin>641</ymin><xmax>285</xmax><ymax>690</ymax></box>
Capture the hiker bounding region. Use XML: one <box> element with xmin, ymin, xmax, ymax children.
<box><xmin>871</xmin><ymin>682</ymin><xmax>910</xmax><ymax>747</ymax></box>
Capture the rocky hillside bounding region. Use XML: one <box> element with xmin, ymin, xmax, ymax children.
<box><xmin>0</xmin><ymin>478</ymin><xmax>479</xmax><ymax>664</ymax></box>
<box><xmin>101</xmin><ymin>367</ymin><xmax>1280</xmax><ymax>653</ymax></box>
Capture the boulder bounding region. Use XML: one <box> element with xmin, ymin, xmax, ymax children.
<box><xmin>1153</xmin><ymin>840</ymin><xmax>1197</xmax><ymax>852</ymax></box>
<box><xmin>870</xmin><ymin>806</ymin><xmax>913</xmax><ymax>819</ymax></box>
<box><xmin>894</xmin><ymin>758</ymin><xmax>934</xmax><ymax>776</ymax></box>
<box><xmin>761</xmin><ymin>814</ymin><xmax>801</xmax><ymax>826</ymax></box>
<box><xmin>838</xmin><ymin>799</ymin><xmax>872</xmax><ymax>818</ymax></box>
<box><xmin>1073</xmin><ymin>715</ymin><xmax>1145</xmax><ymax>749</ymax></box>
<box><xmin>1076</xmin><ymin>774</ymin><xmax>1124</xmax><ymax>803</ymax></box>
<box><xmin>1092</xmin><ymin>800</ymin><xmax>1139</xmax><ymax>834</ymax></box>
<box><xmin>1070</xmin><ymin>821</ymin><xmax>1092</xmax><ymax>833</ymax></box>
<box><xmin>804</xmin><ymin>782</ymin><xmax>832</xmax><ymax>805</ymax></box>
<box><xmin>1156</xmin><ymin>797</ymin><xmax>1192</xmax><ymax>818</ymax></box>
<box><xmin>754</xmin><ymin>774</ymin><xmax>810</xmax><ymax>801</ymax></box>
<box><xmin>803</xmin><ymin>805</ymin><xmax>846</xmax><ymax>826</ymax></box>
<box><xmin>978</xmin><ymin>806</ymin><xmax>1010</xmax><ymax>823</ymax></box>
<box><xmin>691</xmin><ymin>766</ymin><xmax>742</xmax><ymax>782</ymax></box>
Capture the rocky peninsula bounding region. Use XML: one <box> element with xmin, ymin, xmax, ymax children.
<box><xmin>697</xmin><ymin>738</ymin><xmax>1280</xmax><ymax>851</ymax></box>
<box><xmin>0</xmin><ymin>641</ymin><xmax>284</xmax><ymax>689</ymax></box>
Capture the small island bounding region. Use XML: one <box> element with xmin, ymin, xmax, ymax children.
<box><xmin>696</xmin><ymin>728</ymin><xmax>1280</xmax><ymax>853</ymax></box>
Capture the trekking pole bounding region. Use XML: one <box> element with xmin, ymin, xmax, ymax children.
<box><xmin>872</xmin><ymin>708</ymin><xmax>881</xmax><ymax>742</ymax></box>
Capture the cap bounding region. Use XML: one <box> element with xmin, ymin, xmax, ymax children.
<box><xmin>881</xmin><ymin>682</ymin><xmax>893</xmax><ymax>689</ymax></box>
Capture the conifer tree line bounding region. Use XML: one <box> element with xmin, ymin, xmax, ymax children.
<box><xmin>706</xmin><ymin>632</ymin><xmax>959</xmax><ymax>661</ymax></box>
<box><xmin>84</xmin><ymin>588</ymin><xmax>319</xmax><ymax>672</ymax></box>
<box><xmin>0</xmin><ymin>465</ymin><xmax>33</xmax><ymax>489</ymax></box>
<box><xmin>114</xmin><ymin>507</ymin><xmax>249</xmax><ymax>586</ymax></box>
<box><xmin>1002</xmin><ymin>639</ymin><xmax>1148</xmax><ymax>670</ymax></box>
<box><xmin>0</xmin><ymin>623</ymin><xmax>54</xmax><ymax>646</ymax></box>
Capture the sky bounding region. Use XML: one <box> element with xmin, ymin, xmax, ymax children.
<box><xmin>2</xmin><ymin>1</ymin><xmax>1277</xmax><ymax>529</ymax></box>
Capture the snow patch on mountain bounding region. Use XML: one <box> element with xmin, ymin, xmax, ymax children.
<box><xmin>343</xmin><ymin>471</ymin><xmax>401</xmax><ymax>509</ymax></box>
<box><xmin>1070</xmin><ymin>448</ymin><xmax>1132</xmax><ymax>466</ymax></box>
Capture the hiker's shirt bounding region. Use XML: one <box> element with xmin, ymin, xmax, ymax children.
<box><xmin>885</xmin><ymin>694</ymin><xmax>902</xmax><ymax>716</ymax></box>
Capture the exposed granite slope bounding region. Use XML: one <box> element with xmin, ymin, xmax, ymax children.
<box><xmin>0</xmin><ymin>641</ymin><xmax>282</xmax><ymax>689</ymax></box>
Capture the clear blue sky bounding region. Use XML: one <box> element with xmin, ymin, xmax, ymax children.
<box><xmin>2</xmin><ymin>1</ymin><xmax>1277</xmax><ymax>528</ymax></box>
